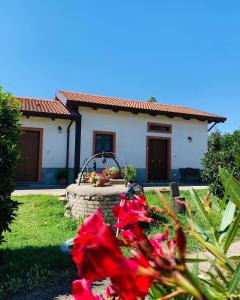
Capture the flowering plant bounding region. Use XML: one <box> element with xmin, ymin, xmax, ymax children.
<box><xmin>71</xmin><ymin>167</ymin><xmax>240</xmax><ymax>299</ymax></box>
<box><xmin>71</xmin><ymin>192</ymin><xmax>208</xmax><ymax>300</ymax></box>
<box><xmin>89</xmin><ymin>172</ymin><xmax>109</xmax><ymax>187</ymax></box>
<box><xmin>82</xmin><ymin>172</ymin><xmax>91</xmax><ymax>183</ymax></box>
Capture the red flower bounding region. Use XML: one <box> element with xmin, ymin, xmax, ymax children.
<box><xmin>149</xmin><ymin>231</ymin><xmax>177</xmax><ymax>260</ymax></box>
<box><xmin>113</xmin><ymin>194</ymin><xmax>152</xmax><ymax>228</ymax></box>
<box><xmin>72</xmin><ymin>279</ymin><xmax>104</xmax><ymax>300</ymax></box>
<box><xmin>71</xmin><ymin>209</ymin><xmax>137</xmax><ymax>282</ymax></box>
<box><xmin>110</xmin><ymin>257</ymin><xmax>152</xmax><ymax>300</ymax></box>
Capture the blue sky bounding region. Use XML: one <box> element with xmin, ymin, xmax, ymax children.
<box><xmin>0</xmin><ymin>1</ymin><xmax>239</xmax><ymax>132</ymax></box>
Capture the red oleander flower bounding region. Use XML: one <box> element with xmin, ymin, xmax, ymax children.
<box><xmin>71</xmin><ymin>209</ymin><xmax>132</xmax><ymax>282</ymax></box>
<box><xmin>110</xmin><ymin>257</ymin><xmax>153</xmax><ymax>300</ymax></box>
<box><xmin>72</xmin><ymin>279</ymin><xmax>104</xmax><ymax>300</ymax></box>
<box><xmin>149</xmin><ymin>231</ymin><xmax>177</xmax><ymax>260</ymax></box>
<box><xmin>113</xmin><ymin>193</ymin><xmax>152</xmax><ymax>228</ymax></box>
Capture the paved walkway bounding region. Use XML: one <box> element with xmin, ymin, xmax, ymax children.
<box><xmin>12</xmin><ymin>185</ymin><xmax>208</xmax><ymax>196</ymax></box>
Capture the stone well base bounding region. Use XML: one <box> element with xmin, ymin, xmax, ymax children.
<box><xmin>65</xmin><ymin>184</ymin><xmax>128</xmax><ymax>223</ymax></box>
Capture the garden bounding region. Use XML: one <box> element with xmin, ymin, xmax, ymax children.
<box><xmin>1</xmin><ymin>89</ymin><xmax>240</xmax><ymax>299</ymax></box>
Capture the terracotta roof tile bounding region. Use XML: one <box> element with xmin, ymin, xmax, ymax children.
<box><xmin>16</xmin><ymin>96</ymin><xmax>78</xmax><ymax>118</ymax></box>
<box><xmin>59</xmin><ymin>90</ymin><xmax>226</xmax><ymax>123</ymax></box>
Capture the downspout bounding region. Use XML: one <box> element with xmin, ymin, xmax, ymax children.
<box><xmin>66</xmin><ymin>120</ymin><xmax>73</xmax><ymax>185</ymax></box>
<box><xmin>208</xmin><ymin>122</ymin><xmax>218</xmax><ymax>132</ymax></box>
<box><xmin>74</xmin><ymin>114</ymin><xmax>82</xmax><ymax>180</ymax></box>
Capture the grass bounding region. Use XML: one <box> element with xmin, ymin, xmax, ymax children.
<box><xmin>144</xmin><ymin>189</ymin><xmax>222</xmax><ymax>252</ymax></box>
<box><xmin>0</xmin><ymin>195</ymin><xmax>80</xmax><ymax>299</ymax></box>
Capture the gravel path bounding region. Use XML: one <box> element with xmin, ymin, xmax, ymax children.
<box><xmin>8</xmin><ymin>279</ymin><xmax>108</xmax><ymax>300</ymax></box>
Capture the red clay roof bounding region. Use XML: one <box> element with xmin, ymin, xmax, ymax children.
<box><xmin>16</xmin><ymin>96</ymin><xmax>78</xmax><ymax>119</ymax></box>
<box><xmin>58</xmin><ymin>90</ymin><xmax>226</xmax><ymax>123</ymax></box>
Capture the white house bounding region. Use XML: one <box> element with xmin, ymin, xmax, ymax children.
<box><xmin>16</xmin><ymin>90</ymin><xmax>226</xmax><ymax>185</ymax></box>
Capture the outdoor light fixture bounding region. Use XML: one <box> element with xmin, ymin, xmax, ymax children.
<box><xmin>188</xmin><ymin>136</ymin><xmax>192</xmax><ymax>143</ymax></box>
<box><xmin>58</xmin><ymin>126</ymin><xmax>62</xmax><ymax>133</ymax></box>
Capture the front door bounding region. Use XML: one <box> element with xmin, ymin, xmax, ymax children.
<box><xmin>16</xmin><ymin>129</ymin><xmax>41</xmax><ymax>182</ymax></box>
<box><xmin>147</xmin><ymin>138</ymin><xmax>170</xmax><ymax>181</ymax></box>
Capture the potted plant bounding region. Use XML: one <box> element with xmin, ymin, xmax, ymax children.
<box><xmin>56</xmin><ymin>169</ymin><xmax>67</xmax><ymax>186</ymax></box>
<box><xmin>89</xmin><ymin>172</ymin><xmax>109</xmax><ymax>187</ymax></box>
<box><xmin>82</xmin><ymin>172</ymin><xmax>91</xmax><ymax>183</ymax></box>
<box><xmin>123</xmin><ymin>165</ymin><xmax>137</xmax><ymax>186</ymax></box>
<box><xmin>108</xmin><ymin>166</ymin><xmax>121</xmax><ymax>179</ymax></box>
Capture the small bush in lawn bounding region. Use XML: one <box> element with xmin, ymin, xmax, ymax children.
<box><xmin>202</xmin><ymin>130</ymin><xmax>240</xmax><ymax>198</ymax></box>
<box><xmin>0</xmin><ymin>87</ymin><xmax>21</xmax><ymax>244</ymax></box>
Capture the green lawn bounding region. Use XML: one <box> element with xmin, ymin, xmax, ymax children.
<box><xmin>0</xmin><ymin>189</ymin><xmax>220</xmax><ymax>298</ymax></box>
<box><xmin>144</xmin><ymin>189</ymin><xmax>221</xmax><ymax>252</ymax></box>
<box><xmin>0</xmin><ymin>195</ymin><xmax>80</xmax><ymax>299</ymax></box>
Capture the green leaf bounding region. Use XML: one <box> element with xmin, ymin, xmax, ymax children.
<box><xmin>223</xmin><ymin>210</ymin><xmax>240</xmax><ymax>253</ymax></box>
<box><xmin>219</xmin><ymin>200</ymin><xmax>236</xmax><ymax>244</ymax></box>
<box><xmin>191</xmin><ymin>231</ymin><xmax>235</xmax><ymax>272</ymax></box>
<box><xmin>147</xmin><ymin>284</ymin><xmax>167</xmax><ymax>299</ymax></box>
<box><xmin>185</xmin><ymin>258</ymin><xmax>208</xmax><ymax>263</ymax></box>
<box><xmin>190</xmin><ymin>189</ymin><xmax>214</xmax><ymax>229</ymax></box>
<box><xmin>219</xmin><ymin>168</ymin><xmax>240</xmax><ymax>208</ymax></box>
<box><xmin>229</xmin><ymin>261</ymin><xmax>240</xmax><ymax>293</ymax></box>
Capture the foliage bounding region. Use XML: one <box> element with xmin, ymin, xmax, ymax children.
<box><xmin>0</xmin><ymin>88</ymin><xmax>21</xmax><ymax>244</ymax></box>
<box><xmin>202</xmin><ymin>130</ymin><xmax>240</xmax><ymax>198</ymax></box>
<box><xmin>0</xmin><ymin>195</ymin><xmax>79</xmax><ymax>298</ymax></box>
<box><xmin>56</xmin><ymin>169</ymin><xmax>67</xmax><ymax>179</ymax></box>
<box><xmin>147</xmin><ymin>96</ymin><xmax>157</xmax><ymax>102</ymax></box>
<box><xmin>71</xmin><ymin>168</ymin><xmax>240</xmax><ymax>299</ymax></box>
<box><xmin>123</xmin><ymin>165</ymin><xmax>137</xmax><ymax>182</ymax></box>
<box><xmin>108</xmin><ymin>166</ymin><xmax>120</xmax><ymax>175</ymax></box>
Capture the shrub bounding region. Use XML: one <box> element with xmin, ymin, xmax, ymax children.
<box><xmin>202</xmin><ymin>130</ymin><xmax>240</xmax><ymax>198</ymax></box>
<box><xmin>0</xmin><ymin>88</ymin><xmax>21</xmax><ymax>244</ymax></box>
<box><xmin>123</xmin><ymin>165</ymin><xmax>137</xmax><ymax>182</ymax></box>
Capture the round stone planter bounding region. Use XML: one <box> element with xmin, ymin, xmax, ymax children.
<box><xmin>65</xmin><ymin>183</ymin><xmax>128</xmax><ymax>223</ymax></box>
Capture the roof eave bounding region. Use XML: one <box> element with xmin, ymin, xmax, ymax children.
<box><xmin>21</xmin><ymin>110</ymin><xmax>80</xmax><ymax>120</ymax></box>
<box><xmin>66</xmin><ymin>100</ymin><xmax>227</xmax><ymax>123</ymax></box>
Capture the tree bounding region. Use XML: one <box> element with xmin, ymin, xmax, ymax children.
<box><xmin>0</xmin><ymin>87</ymin><xmax>21</xmax><ymax>244</ymax></box>
<box><xmin>147</xmin><ymin>96</ymin><xmax>157</xmax><ymax>102</ymax></box>
<box><xmin>202</xmin><ymin>130</ymin><xmax>240</xmax><ymax>198</ymax></box>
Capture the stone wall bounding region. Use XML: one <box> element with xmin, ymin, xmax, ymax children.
<box><xmin>65</xmin><ymin>184</ymin><xmax>128</xmax><ymax>223</ymax></box>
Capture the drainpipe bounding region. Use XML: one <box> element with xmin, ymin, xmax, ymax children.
<box><xmin>66</xmin><ymin>120</ymin><xmax>73</xmax><ymax>185</ymax></box>
<box><xmin>74</xmin><ymin>115</ymin><xmax>82</xmax><ymax>180</ymax></box>
<box><xmin>208</xmin><ymin>122</ymin><xmax>218</xmax><ymax>132</ymax></box>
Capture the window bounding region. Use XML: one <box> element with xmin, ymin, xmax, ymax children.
<box><xmin>93</xmin><ymin>131</ymin><xmax>116</xmax><ymax>155</ymax></box>
<box><xmin>147</xmin><ymin>122</ymin><xmax>172</xmax><ymax>134</ymax></box>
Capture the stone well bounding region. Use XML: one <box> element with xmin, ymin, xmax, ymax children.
<box><xmin>65</xmin><ymin>183</ymin><xmax>128</xmax><ymax>223</ymax></box>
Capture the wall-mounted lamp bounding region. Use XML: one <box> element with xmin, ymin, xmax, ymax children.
<box><xmin>58</xmin><ymin>126</ymin><xmax>62</xmax><ymax>133</ymax></box>
<box><xmin>188</xmin><ymin>136</ymin><xmax>192</xmax><ymax>143</ymax></box>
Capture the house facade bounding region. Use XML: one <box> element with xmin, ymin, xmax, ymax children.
<box><xmin>16</xmin><ymin>90</ymin><xmax>226</xmax><ymax>185</ymax></box>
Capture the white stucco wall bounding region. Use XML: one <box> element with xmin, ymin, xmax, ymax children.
<box><xmin>79</xmin><ymin>107</ymin><xmax>208</xmax><ymax>170</ymax></box>
<box><xmin>20</xmin><ymin>116</ymin><xmax>76</xmax><ymax>168</ymax></box>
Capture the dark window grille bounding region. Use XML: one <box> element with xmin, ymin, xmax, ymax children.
<box><xmin>148</xmin><ymin>123</ymin><xmax>172</xmax><ymax>133</ymax></box>
<box><xmin>95</xmin><ymin>133</ymin><xmax>114</xmax><ymax>154</ymax></box>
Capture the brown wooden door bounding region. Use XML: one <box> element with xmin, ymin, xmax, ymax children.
<box><xmin>147</xmin><ymin>138</ymin><xmax>169</xmax><ymax>181</ymax></box>
<box><xmin>16</xmin><ymin>130</ymin><xmax>40</xmax><ymax>182</ymax></box>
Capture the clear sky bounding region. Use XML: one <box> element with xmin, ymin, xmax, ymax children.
<box><xmin>0</xmin><ymin>1</ymin><xmax>239</xmax><ymax>133</ymax></box>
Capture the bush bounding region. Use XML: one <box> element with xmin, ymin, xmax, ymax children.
<box><xmin>0</xmin><ymin>88</ymin><xmax>21</xmax><ymax>244</ymax></box>
<box><xmin>123</xmin><ymin>165</ymin><xmax>137</xmax><ymax>182</ymax></box>
<box><xmin>202</xmin><ymin>130</ymin><xmax>240</xmax><ymax>198</ymax></box>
